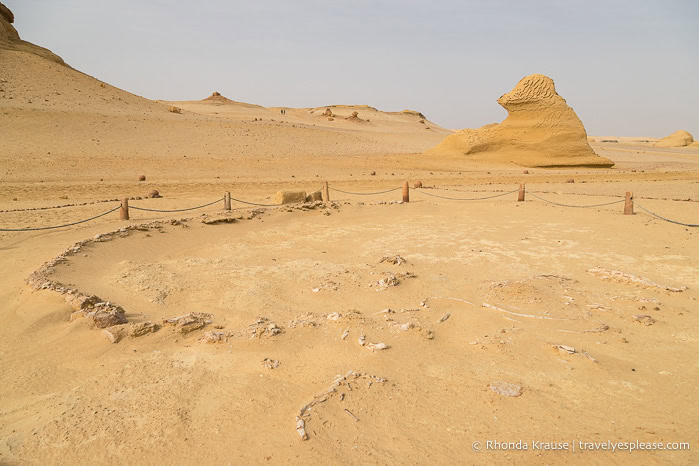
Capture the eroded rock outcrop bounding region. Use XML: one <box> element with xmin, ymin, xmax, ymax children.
<box><xmin>654</xmin><ymin>130</ymin><xmax>694</xmax><ymax>148</ymax></box>
<box><xmin>427</xmin><ymin>74</ymin><xmax>613</xmax><ymax>167</ymax></box>
<box><xmin>0</xmin><ymin>2</ymin><xmax>65</xmax><ymax>64</ymax></box>
<box><xmin>204</xmin><ymin>91</ymin><xmax>233</xmax><ymax>103</ymax></box>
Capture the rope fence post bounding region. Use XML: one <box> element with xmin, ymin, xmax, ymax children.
<box><xmin>322</xmin><ymin>182</ymin><xmax>330</xmax><ymax>202</ymax></box>
<box><xmin>402</xmin><ymin>181</ymin><xmax>409</xmax><ymax>203</ymax></box>
<box><xmin>518</xmin><ymin>184</ymin><xmax>526</xmax><ymax>202</ymax></box>
<box><xmin>120</xmin><ymin>198</ymin><xmax>129</xmax><ymax>220</ymax></box>
<box><xmin>624</xmin><ymin>192</ymin><xmax>633</xmax><ymax>215</ymax></box>
<box><xmin>224</xmin><ymin>192</ymin><xmax>232</xmax><ymax>211</ymax></box>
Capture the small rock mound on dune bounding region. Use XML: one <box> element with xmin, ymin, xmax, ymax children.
<box><xmin>427</xmin><ymin>74</ymin><xmax>613</xmax><ymax>167</ymax></box>
<box><xmin>0</xmin><ymin>2</ymin><xmax>65</xmax><ymax>64</ymax></box>
<box><xmin>346</xmin><ymin>111</ymin><xmax>365</xmax><ymax>122</ymax></box>
<box><xmin>654</xmin><ymin>130</ymin><xmax>694</xmax><ymax>148</ymax></box>
<box><xmin>204</xmin><ymin>91</ymin><xmax>233</xmax><ymax>103</ymax></box>
<box><xmin>401</xmin><ymin>110</ymin><xmax>426</xmax><ymax>119</ymax></box>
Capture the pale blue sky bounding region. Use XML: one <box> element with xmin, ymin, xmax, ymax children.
<box><xmin>9</xmin><ymin>0</ymin><xmax>699</xmax><ymax>136</ymax></box>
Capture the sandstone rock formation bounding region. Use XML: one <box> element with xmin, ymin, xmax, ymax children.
<box><xmin>275</xmin><ymin>190</ymin><xmax>307</xmax><ymax>204</ymax></box>
<box><xmin>654</xmin><ymin>130</ymin><xmax>694</xmax><ymax>148</ymax></box>
<box><xmin>346</xmin><ymin>111</ymin><xmax>366</xmax><ymax>122</ymax></box>
<box><xmin>0</xmin><ymin>2</ymin><xmax>65</xmax><ymax>64</ymax></box>
<box><xmin>427</xmin><ymin>74</ymin><xmax>613</xmax><ymax>167</ymax></box>
<box><xmin>402</xmin><ymin>110</ymin><xmax>426</xmax><ymax>119</ymax></box>
<box><xmin>305</xmin><ymin>190</ymin><xmax>323</xmax><ymax>202</ymax></box>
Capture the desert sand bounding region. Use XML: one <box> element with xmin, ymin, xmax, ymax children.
<box><xmin>1</xmin><ymin>3</ymin><xmax>698</xmax><ymax>465</ymax></box>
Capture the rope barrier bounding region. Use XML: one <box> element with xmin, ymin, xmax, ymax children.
<box><xmin>636</xmin><ymin>203</ymin><xmax>699</xmax><ymax>227</ymax></box>
<box><xmin>0</xmin><ymin>205</ymin><xmax>121</xmax><ymax>232</ymax></box>
<box><xmin>229</xmin><ymin>196</ymin><xmax>282</xmax><ymax>207</ymax></box>
<box><xmin>329</xmin><ymin>186</ymin><xmax>402</xmax><ymax>196</ymax></box>
<box><xmin>129</xmin><ymin>198</ymin><xmax>223</xmax><ymax>213</ymax></box>
<box><xmin>414</xmin><ymin>188</ymin><xmax>519</xmax><ymax>201</ymax></box>
<box><xmin>0</xmin><ymin>200</ymin><xmax>120</xmax><ymax>214</ymax></box>
<box><xmin>529</xmin><ymin>192</ymin><xmax>625</xmax><ymax>208</ymax></box>
<box><xmin>1</xmin><ymin>187</ymin><xmax>695</xmax><ymax>232</ymax></box>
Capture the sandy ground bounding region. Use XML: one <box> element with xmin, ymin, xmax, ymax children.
<box><xmin>2</xmin><ymin>43</ymin><xmax>699</xmax><ymax>465</ymax></box>
<box><xmin>1</xmin><ymin>166</ymin><xmax>698</xmax><ymax>465</ymax></box>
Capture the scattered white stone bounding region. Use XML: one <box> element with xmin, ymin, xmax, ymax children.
<box><xmin>365</xmin><ymin>342</ymin><xmax>388</xmax><ymax>352</ymax></box>
<box><xmin>199</xmin><ymin>331</ymin><xmax>230</xmax><ymax>343</ymax></box>
<box><xmin>379</xmin><ymin>255</ymin><xmax>407</xmax><ymax>265</ymax></box>
<box><xmin>587</xmin><ymin>267</ymin><xmax>687</xmax><ymax>292</ymax></box>
<box><xmin>633</xmin><ymin>314</ymin><xmax>656</xmax><ymax>326</ymax></box>
<box><xmin>557</xmin><ymin>344</ymin><xmax>576</xmax><ymax>354</ymax></box>
<box><xmin>102</xmin><ymin>327</ymin><xmax>124</xmax><ymax>343</ymax></box>
<box><xmin>489</xmin><ymin>381</ymin><xmax>523</xmax><ymax>397</ymax></box>
<box><xmin>263</xmin><ymin>358</ymin><xmax>280</xmax><ymax>369</ymax></box>
<box><xmin>296</xmin><ymin>417</ymin><xmax>308</xmax><ymax>440</ymax></box>
<box><xmin>392</xmin><ymin>322</ymin><xmax>414</xmax><ymax>331</ymax></box>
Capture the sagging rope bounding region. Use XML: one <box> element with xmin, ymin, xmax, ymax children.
<box><xmin>0</xmin><ymin>200</ymin><xmax>119</xmax><ymax>214</ymax></box>
<box><xmin>229</xmin><ymin>196</ymin><xmax>282</xmax><ymax>207</ymax></box>
<box><xmin>529</xmin><ymin>192</ymin><xmax>625</xmax><ymax>208</ymax></box>
<box><xmin>636</xmin><ymin>203</ymin><xmax>699</xmax><ymax>227</ymax></box>
<box><xmin>129</xmin><ymin>198</ymin><xmax>223</xmax><ymax>213</ymax></box>
<box><xmin>0</xmin><ymin>205</ymin><xmax>121</xmax><ymax>232</ymax></box>
<box><xmin>329</xmin><ymin>186</ymin><xmax>402</xmax><ymax>196</ymax></box>
<box><xmin>414</xmin><ymin>188</ymin><xmax>519</xmax><ymax>201</ymax></box>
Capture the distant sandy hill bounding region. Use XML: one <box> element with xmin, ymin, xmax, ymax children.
<box><xmin>427</xmin><ymin>74</ymin><xmax>614</xmax><ymax>168</ymax></box>
<box><xmin>0</xmin><ymin>5</ymin><xmax>448</xmax><ymax>183</ymax></box>
<box><xmin>654</xmin><ymin>130</ymin><xmax>694</xmax><ymax>148</ymax></box>
<box><xmin>0</xmin><ymin>3</ymin><xmax>165</xmax><ymax>116</ymax></box>
<box><xmin>302</xmin><ymin>105</ymin><xmax>445</xmax><ymax>132</ymax></box>
<box><xmin>164</xmin><ymin>98</ymin><xmax>449</xmax><ymax>134</ymax></box>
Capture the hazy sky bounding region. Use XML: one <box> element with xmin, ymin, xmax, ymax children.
<box><xmin>9</xmin><ymin>0</ymin><xmax>699</xmax><ymax>136</ymax></box>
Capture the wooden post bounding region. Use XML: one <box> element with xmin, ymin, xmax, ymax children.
<box><xmin>402</xmin><ymin>181</ymin><xmax>409</xmax><ymax>203</ymax></box>
<box><xmin>518</xmin><ymin>183</ymin><xmax>525</xmax><ymax>202</ymax></box>
<box><xmin>120</xmin><ymin>198</ymin><xmax>129</xmax><ymax>220</ymax></box>
<box><xmin>322</xmin><ymin>182</ymin><xmax>330</xmax><ymax>202</ymax></box>
<box><xmin>224</xmin><ymin>192</ymin><xmax>231</xmax><ymax>211</ymax></box>
<box><xmin>624</xmin><ymin>191</ymin><xmax>633</xmax><ymax>215</ymax></box>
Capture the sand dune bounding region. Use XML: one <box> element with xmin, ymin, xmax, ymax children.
<box><xmin>654</xmin><ymin>130</ymin><xmax>694</xmax><ymax>148</ymax></box>
<box><xmin>427</xmin><ymin>74</ymin><xmax>614</xmax><ymax>168</ymax></box>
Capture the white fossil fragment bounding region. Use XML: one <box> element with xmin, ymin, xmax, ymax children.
<box><xmin>296</xmin><ymin>417</ymin><xmax>308</xmax><ymax>440</ymax></box>
<box><xmin>365</xmin><ymin>342</ymin><xmax>388</xmax><ymax>351</ymax></box>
